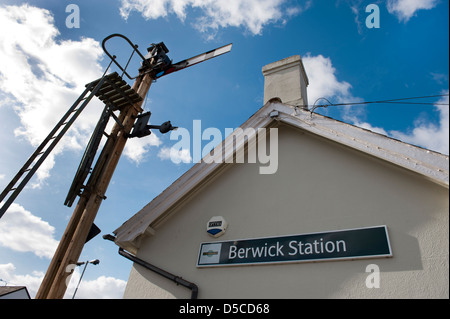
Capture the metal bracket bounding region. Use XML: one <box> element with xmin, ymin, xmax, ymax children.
<box><xmin>109</xmin><ymin>110</ymin><xmax>125</xmax><ymax>130</ymax></box>
<box><xmin>101</xmin><ymin>33</ymin><xmax>149</xmax><ymax>80</ymax></box>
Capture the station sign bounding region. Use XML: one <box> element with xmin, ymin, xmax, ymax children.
<box><xmin>197</xmin><ymin>226</ymin><xmax>392</xmax><ymax>267</ymax></box>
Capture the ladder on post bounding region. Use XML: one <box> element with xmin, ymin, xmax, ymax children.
<box><xmin>0</xmin><ymin>72</ymin><xmax>115</xmax><ymax>219</ymax></box>
<box><xmin>64</xmin><ymin>72</ymin><xmax>143</xmax><ymax>207</ymax></box>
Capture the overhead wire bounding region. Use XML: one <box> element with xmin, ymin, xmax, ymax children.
<box><xmin>308</xmin><ymin>94</ymin><xmax>449</xmax><ymax>113</ymax></box>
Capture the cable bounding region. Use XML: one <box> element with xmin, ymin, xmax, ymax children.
<box><xmin>381</xmin><ymin>102</ymin><xmax>449</xmax><ymax>105</ymax></box>
<box><xmin>308</xmin><ymin>94</ymin><xmax>449</xmax><ymax>113</ymax></box>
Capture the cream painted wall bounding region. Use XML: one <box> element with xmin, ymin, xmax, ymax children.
<box><xmin>124</xmin><ymin>124</ymin><xmax>449</xmax><ymax>299</ymax></box>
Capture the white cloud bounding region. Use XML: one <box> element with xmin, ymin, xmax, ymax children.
<box><xmin>390</xmin><ymin>92</ymin><xmax>449</xmax><ymax>155</ymax></box>
<box><xmin>66</xmin><ymin>271</ymin><xmax>127</xmax><ymax>299</ymax></box>
<box><xmin>0</xmin><ymin>203</ymin><xmax>58</xmax><ymax>259</ymax></box>
<box><xmin>303</xmin><ymin>54</ymin><xmax>449</xmax><ymax>155</ymax></box>
<box><xmin>387</xmin><ymin>0</ymin><xmax>439</xmax><ymax>22</ymax></box>
<box><xmin>124</xmin><ymin>134</ymin><xmax>162</xmax><ymax>164</ymax></box>
<box><xmin>0</xmin><ymin>4</ymin><xmax>159</xmax><ymax>186</ymax></box>
<box><xmin>119</xmin><ymin>0</ymin><xmax>309</xmax><ymax>36</ymax></box>
<box><xmin>430</xmin><ymin>72</ymin><xmax>448</xmax><ymax>85</ymax></box>
<box><xmin>0</xmin><ymin>262</ymin><xmax>127</xmax><ymax>299</ymax></box>
<box><xmin>158</xmin><ymin>147</ymin><xmax>192</xmax><ymax>164</ymax></box>
<box><xmin>0</xmin><ymin>263</ymin><xmax>44</xmax><ymax>297</ymax></box>
<box><xmin>0</xmin><ymin>4</ymin><xmax>105</xmax><ymax>187</ymax></box>
<box><xmin>344</xmin><ymin>0</ymin><xmax>365</xmax><ymax>34</ymax></box>
<box><xmin>303</xmin><ymin>53</ymin><xmax>368</xmax><ymax>128</ymax></box>
<box><xmin>303</xmin><ymin>53</ymin><xmax>361</xmax><ymax>107</ymax></box>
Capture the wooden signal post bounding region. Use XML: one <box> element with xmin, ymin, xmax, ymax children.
<box><xmin>35</xmin><ymin>72</ymin><xmax>153</xmax><ymax>299</ymax></box>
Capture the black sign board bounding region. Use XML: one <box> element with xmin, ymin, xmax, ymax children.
<box><xmin>197</xmin><ymin>226</ymin><xmax>392</xmax><ymax>267</ymax></box>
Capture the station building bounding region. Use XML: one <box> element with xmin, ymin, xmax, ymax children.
<box><xmin>111</xmin><ymin>56</ymin><xmax>449</xmax><ymax>299</ymax></box>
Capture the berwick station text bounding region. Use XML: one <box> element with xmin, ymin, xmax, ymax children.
<box><xmin>229</xmin><ymin>238</ymin><xmax>347</xmax><ymax>260</ymax></box>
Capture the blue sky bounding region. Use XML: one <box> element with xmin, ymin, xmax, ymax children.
<box><xmin>0</xmin><ymin>0</ymin><xmax>448</xmax><ymax>298</ymax></box>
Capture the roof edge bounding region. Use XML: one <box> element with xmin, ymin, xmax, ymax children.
<box><xmin>113</xmin><ymin>102</ymin><xmax>449</xmax><ymax>251</ymax></box>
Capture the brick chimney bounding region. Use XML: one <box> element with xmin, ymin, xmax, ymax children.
<box><xmin>262</xmin><ymin>55</ymin><xmax>309</xmax><ymax>109</ymax></box>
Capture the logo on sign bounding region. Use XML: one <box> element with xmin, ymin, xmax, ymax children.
<box><xmin>199</xmin><ymin>243</ymin><xmax>222</xmax><ymax>264</ymax></box>
<box><xmin>203</xmin><ymin>250</ymin><xmax>219</xmax><ymax>257</ymax></box>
